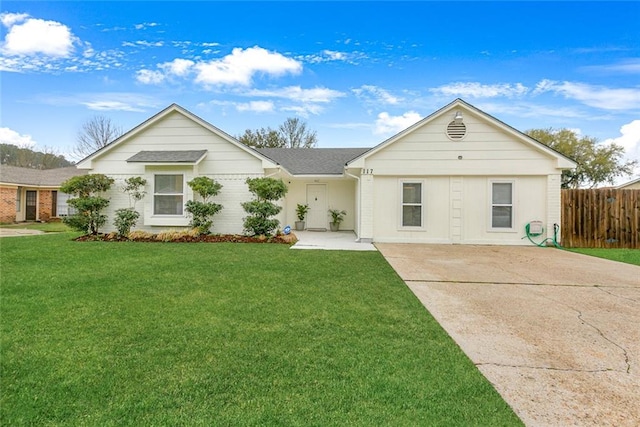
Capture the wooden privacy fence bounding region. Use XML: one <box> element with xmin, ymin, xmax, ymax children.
<box><xmin>561</xmin><ymin>189</ymin><xmax>639</xmax><ymax>248</ymax></box>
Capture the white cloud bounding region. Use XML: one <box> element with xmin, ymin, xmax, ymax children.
<box><xmin>603</xmin><ymin>120</ymin><xmax>640</xmax><ymax>177</ymax></box>
<box><xmin>134</xmin><ymin>22</ymin><xmax>159</xmax><ymax>30</ymax></box>
<box><xmin>81</xmin><ymin>101</ymin><xmax>146</xmax><ymax>112</ymax></box>
<box><xmin>159</xmin><ymin>58</ymin><xmax>194</xmax><ymax>76</ymax></box>
<box><xmin>353</xmin><ymin>85</ymin><xmax>401</xmax><ymax>105</ymax></box>
<box><xmin>1</xmin><ymin>16</ymin><xmax>76</xmax><ymax>57</ymax></box>
<box><xmin>0</xmin><ymin>12</ymin><xmax>29</xmax><ymax>27</ymax></box>
<box><xmin>194</xmin><ymin>46</ymin><xmax>302</xmax><ymax>86</ymax></box>
<box><xmin>136</xmin><ymin>69</ymin><xmax>165</xmax><ymax>84</ymax></box>
<box><xmin>236</xmin><ymin>101</ymin><xmax>275</xmax><ymax>113</ymax></box>
<box><xmin>0</xmin><ymin>127</ymin><xmax>37</xmax><ymax>148</ymax></box>
<box><xmin>431</xmin><ymin>82</ymin><xmax>529</xmax><ymax>98</ymax></box>
<box><xmin>582</xmin><ymin>59</ymin><xmax>640</xmax><ymax>74</ymax></box>
<box><xmin>246</xmin><ymin>86</ymin><xmax>344</xmax><ymax>103</ymax></box>
<box><xmin>534</xmin><ymin>80</ymin><xmax>640</xmax><ymax>111</ymax></box>
<box><xmin>281</xmin><ymin>104</ymin><xmax>324</xmax><ymax>117</ymax></box>
<box><xmin>374</xmin><ymin>111</ymin><xmax>422</xmax><ymax>135</ymax></box>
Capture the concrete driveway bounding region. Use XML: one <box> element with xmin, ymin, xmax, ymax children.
<box><xmin>377</xmin><ymin>244</ymin><xmax>640</xmax><ymax>427</ymax></box>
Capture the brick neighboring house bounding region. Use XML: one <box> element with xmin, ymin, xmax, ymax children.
<box><xmin>0</xmin><ymin>165</ymin><xmax>86</xmax><ymax>223</ymax></box>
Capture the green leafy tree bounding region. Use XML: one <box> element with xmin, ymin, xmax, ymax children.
<box><xmin>527</xmin><ymin>128</ymin><xmax>637</xmax><ymax>189</ymax></box>
<box><xmin>113</xmin><ymin>176</ymin><xmax>147</xmax><ymax>236</ymax></box>
<box><xmin>242</xmin><ymin>177</ymin><xmax>288</xmax><ymax>236</ymax></box>
<box><xmin>185</xmin><ymin>176</ymin><xmax>223</xmax><ymax>234</ymax></box>
<box><xmin>237</xmin><ymin>117</ymin><xmax>317</xmax><ymax>148</ymax></box>
<box><xmin>60</xmin><ymin>174</ymin><xmax>114</xmax><ymax>235</ymax></box>
<box><xmin>237</xmin><ymin>127</ymin><xmax>284</xmax><ymax>148</ymax></box>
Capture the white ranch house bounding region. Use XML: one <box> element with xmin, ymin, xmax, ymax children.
<box><xmin>77</xmin><ymin>99</ymin><xmax>575</xmax><ymax>245</ymax></box>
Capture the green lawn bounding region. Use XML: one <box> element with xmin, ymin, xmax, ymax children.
<box><xmin>0</xmin><ymin>221</ymin><xmax>71</xmax><ymax>232</ymax></box>
<box><xmin>567</xmin><ymin>248</ymin><xmax>640</xmax><ymax>266</ymax></box>
<box><xmin>1</xmin><ymin>234</ymin><xmax>521</xmax><ymax>426</ymax></box>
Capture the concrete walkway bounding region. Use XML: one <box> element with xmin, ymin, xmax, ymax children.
<box><xmin>0</xmin><ymin>228</ymin><xmax>45</xmax><ymax>237</ymax></box>
<box><xmin>377</xmin><ymin>244</ymin><xmax>640</xmax><ymax>427</ymax></box>
<box><xmin>291</xmin><ymin>230</ymin><xmax>376</xmax><ymax>251</ymax></box>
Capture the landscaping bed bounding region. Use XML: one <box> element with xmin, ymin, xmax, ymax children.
<box><xmin>75</xmin><ymin>231</ymin><xmax>298</xmax><ymax>244</ymax></box>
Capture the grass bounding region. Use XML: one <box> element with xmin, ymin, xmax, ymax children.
<box><xmin>567</xmin><ymin>248</ymin><xmax>640</xmax><ymax>266</ymax></box>
<box><xmin>0</xmin><ymin>221</ymin><xmax>71</xmax><ymax>232</ymax></box>
<box><xmin>1</xmin><ymin>234</ymin><xmax>522</xmax><ymax>426</ymax></box>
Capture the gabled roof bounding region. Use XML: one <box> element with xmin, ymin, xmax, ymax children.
<box><xmin>127</xmin><ymin>150</ymin><xmax>207</xmax><ymax>164</ymax></box>
<box><xmin>257</xmin><ymin>148</ymin><xmax>369</xmax><ymax>175</ymax></box>
<box><xmin>0</xmin><ymin>165</ymin><xmax>86</xmax><ymax>187</ymax></box>
<box><xmin>616</xmin><ymin>177</ymin><xmax>640</xmax><ymax>189</ymax></box>
<box><xmin>347</xmin><ymin>98</ymin><xmax>576</xmax><ymax>170</ymax></box>
<box><xmin>76</xmin><ymin>104</ymin><xmax>278</xmax><ymax>169</ymax></box>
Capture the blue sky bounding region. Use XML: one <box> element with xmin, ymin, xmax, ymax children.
<box><xmin>1</xmin><ymin>1</ymin><xmax>639</xmax><ymax>179</ymax></box>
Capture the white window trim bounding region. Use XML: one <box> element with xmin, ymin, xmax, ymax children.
<box><xmin>398</xmin><ymin>179</ymin><xmax>425</xmax><ymax>230</ymax></box>
<box><xmin>152</xmin><ymin>173</ymin><xmax>186</xmax><ymax>217</ymax></box>
<box><xmin>488</xmin><ymin>179</ymin><xmax>516</xmax><ymax>232</ymax></box>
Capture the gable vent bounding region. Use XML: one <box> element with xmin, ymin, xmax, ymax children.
<box><xmin>446</xmin><ymin>120</ymin><xmax>467</xmax><ymax>140</ymax></box>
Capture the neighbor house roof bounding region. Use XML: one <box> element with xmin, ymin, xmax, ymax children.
<box><xmin>616</xmin><ymin>177</ymin><xmax>640</xmax><ymax>189</ymax></box>
<box><xmin>0</xmin><ymin>165</ymin><xmax>86</xmax><ymax>187</ymax></box>
<box><xmin>127</xmin><ymin>150</ymin><xmax>208</xmax><ymax>164</ymax></box>
<box><xmin>256</xmin><ymin>148</ymin><xmax>370</xmax><ymax>175</ymax></box>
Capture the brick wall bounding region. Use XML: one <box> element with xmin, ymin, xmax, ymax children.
<box><xmin>38</xmin><ymin>190</ymin><xmax>53</xmax><ymax>221</ymax></box>
<box><xmin>0</xmin><ymin>186</ymin><xmax>17</xmax><ymax>223</ymax></box>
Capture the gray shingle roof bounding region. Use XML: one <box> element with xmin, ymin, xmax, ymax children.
<box><xmin>0</xmin><ymin>165</ymin><xmax>86</xmax><ymax>186</ymax></box>
<box><xmin>127</xmin><ymin>150</ymin><xmax>207</xmax><ymax>163</ymax></box>
<box><xmin>256</xmin><ymin>148</ymin><xmax>370</xmax><ymax>175</ymax></box>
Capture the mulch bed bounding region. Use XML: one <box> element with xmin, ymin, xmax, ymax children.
<box><xmin>75</xmin><ymin>233</ymin><xmax>298</xmax><ymax>244</ymax></box>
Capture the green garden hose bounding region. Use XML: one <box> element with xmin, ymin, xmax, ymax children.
<box><xmin>523</xmin><ymin>222</ymin><xmax>563</xmax><ymax>248</ymax></box>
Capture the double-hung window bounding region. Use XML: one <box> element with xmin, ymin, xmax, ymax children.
<box><xmin>401</xmin><ymin>181</ymin><xmax>423</xmax><ymax>228</ymax></box>
<box><xmin>491</xmin><ymin>181</ymin><xmax>513</xmax><ymax>229</ymax></box>
<box><xmin>154</xmin><ymin>174</ymin><xmax>184</xmax><ymax>215</ymax></box>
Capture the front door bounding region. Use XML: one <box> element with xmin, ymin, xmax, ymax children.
<box><xmin>306</xmin><ymin>184</ymin><xmax>327</xmax><ymax>230</ymax></box>
<box><xmin>25</xmin><ymin>190</ymin><xmax>37</xmax><ymax>221</ymax></box>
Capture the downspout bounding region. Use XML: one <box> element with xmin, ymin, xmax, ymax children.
<box><xmin>344</xmin><ymin>168</ymin><xmax>362</xmax><ymax>241</ymax></box>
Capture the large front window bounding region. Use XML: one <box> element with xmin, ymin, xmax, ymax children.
<box><xmin>491</xmin><ymin>182</ymin><xmax>513</xmax><ymax>229</ymax></box>
<box><xmin>402</xmin><ymin>182</ymin><xmax>422</xmax><ymax>227</ymax></box>
<box><xmin>154</xmin><ymin>174</ymin><xmax>184</xmax><ymax>215</ymax></box>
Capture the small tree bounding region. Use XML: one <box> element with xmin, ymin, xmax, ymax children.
<box><xmin>242</xmin><ymin>177</ymin><xmax>288</xmax><ymax>236</ymax></box>
<box><xmin>185</xmin><ymin>176</ymin><xmax>223</xmax><ymax>234</ymax></box>
<box><xmin>60</xmin><ymin>174</ymin><xmax>114</xmax><ymax>235</ymax></box>
<box><xmin>113</xmin><ymin>176</ymin><xmax>147</xmax><ymax>237</ymax></box>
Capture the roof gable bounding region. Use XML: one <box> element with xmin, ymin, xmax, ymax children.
<box><xmin>76</xmin><ymin>104</ymin><xmax>277</xmax><ymax>169</ymax></box>
<box><xmin>348</xmin><ymin>99</ymin><xmax>576</xmax><ymax>170</ymax></box>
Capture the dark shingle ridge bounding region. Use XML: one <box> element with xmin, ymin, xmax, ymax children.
<box><xmin>256</xmin><ymin>148</ymin><xmax>370</xmax><ymax>175</ymax></box>
<box><xmin>127</xmin><ymin>150</ymin><xmax>207</xmax><ymax>163</ymax></box>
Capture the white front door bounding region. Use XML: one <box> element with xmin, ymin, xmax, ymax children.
<box><xmin>306</xmin><ymin>184</ymin><xmax>327</xmax><ymax>230</ymax></box>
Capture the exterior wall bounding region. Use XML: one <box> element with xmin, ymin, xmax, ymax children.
<box><xmin>282</xmin><ymin>178</ymin><xmax>356</xmax><ymax>230</ymax></box>
<box><xmin>38</xmin><ymin>190</ymin><xmax>54</xmax><ymax>222</ymax></box>
<box><xmin>364</xmin><ymin>110</ymin><xmax>559</xmax><ymax>176</ymax></box>
<box><xmin>91</xmin><ymin>112</ymin><xmax>268</xmax><ymax>234</ymax></box>
<box><xmin>360</xmin><ymin>107</ymin><xmax>565</xmax><ymax>245</ymax></box>
<box><xmin>371</xmin><ymin>175</ymin><xmax>549</xmax><ymax>245</ymax></box>
<box><xmin>0</xmin><ymin>186</ymin><xmax>17</xmax><ymax>223</ymax></box>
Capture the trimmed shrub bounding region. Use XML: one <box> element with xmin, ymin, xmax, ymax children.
<box><xmin>185</xmin><ymin>177</ymin><xmax>223</xmax><ymax>234</ymax></box>
<box><xmin>60</xmin><ymin>174</ymin><xmax>114</xmax><ymax>235</ymax></box>
<box><xmin>241</xmin><ymin>177</ymin><xmax>288</xmax><ymax>236</ymax></box>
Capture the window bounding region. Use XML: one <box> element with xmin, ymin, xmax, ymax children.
<box><xmin>56</xmin><ymin>192</ymin><xmax>76</xmax><ymax>216</ymax></box>
<box><xmin>154</xmin><ymin>174</ymin><xmax>184</xmax><ymax>215</ymax></box>
<box><xmin>491</xmin><ymin>182</ymin><xmax>513</xmax><ymax>229</ymax></box>
<box><xmin>401</xmin><ymin>182</ymin><xmax>422</xmax><ymax>227</ymax></box>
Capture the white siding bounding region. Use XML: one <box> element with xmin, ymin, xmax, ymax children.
<box><xmin>91</xmin><ymin>111</ymin><xmax>267</xmax><ymax>234</ymax></box>
<box><xmin>363</xmin><ymin>107</ymin><xmax>565</xmax><ymax>245</ymax></box>
<box><xmin>364</xmin><ymin>111</ymin><xmax>559</xmax><ymax>176</ymax></box>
